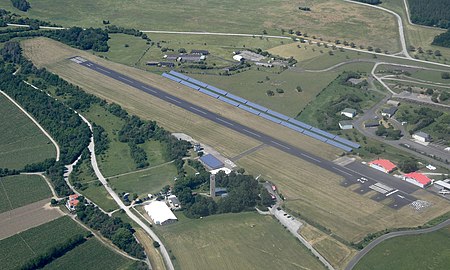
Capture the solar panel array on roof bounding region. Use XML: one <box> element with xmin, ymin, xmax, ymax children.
<box><xmin>207</xmin><ymin>85</ymin><xmax>228</xmax><ymax>96</ymax></box>
<box><xmin>199</xmin><ymin>88</ymin><xmax>220</xmax><ymax>99</ymax></box>
<box><xmin>162</xmin><ymin>73</ymin><xmax>182</xmax><ymax>82</ymax></box>
<box><xmin>180</xmin><ymin>80</ymin><xmax>200</xmax><ymax>90</ymax></box>
<box><xmin>325</xmin><ymin>140</ymin><xmax>353</xmax><ymax>152</ymax></box>
<box><xmin>238</xmin><ymin>104</ymin><xmax>260</xmax><ymax>115</ymax></box>
<box><xmin>200</xmin><ymin>154</ymin><xmax>224</xmax><ymax>170</ymax></box>
<box><xmin>169</xmin><ymin>70</ymin><xmax>190</xmax><ymax>80</ymax></box>
<box><xmin>245</xmin><ymin>101</ymin><xmax>269</xmax><ymax>112</ymax></box>
<box><xmin>281</xmin><ymin>121</ymin><xmax>305</xmax><ymax>133</ymax></box>
<box><xmin>187</xmin><ymin>77</ymin><xmax>209</xmax><ymax>88</ymax></box>
<box><xmin>311</xmin><ymin>127</ymin><xmax>336</xmax><ymax>140</ymax></box>
<box><xmin>267</xmin><ymin>110</ymin><xmax>290</xmax><ymax>121</ymax></box>
<box><xmin>334</xmin><ymin>136</ymin><xmax>361</xmax><ymax>148</ymax></box>
<box><xmin>303</xmin><ymin>130</ymin><xmax>328</xmax><ymax>142</ymax></box>
<box><xmin>225</xmin><ymin>93</ymin><xmax>248</xmax><ymax>104</ymax></box>
<box><xmin>218</xmin><ymin>96</ymin><xmax>240</xmax><ymax>106</ymax></box>
<box><xmin>287</xmin><ymin>118</ymin><xmax>312</xmax><ymax>130</ymax></box>
<box><xmin>260</xmin><ymin>113</ymin><xmax>282</xmax><ymax>124</ymax></box>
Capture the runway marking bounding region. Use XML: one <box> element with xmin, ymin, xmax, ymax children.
<box><xmin>270</xmin><ymin>141</ymin><xmax>291</xmax><ymax>150</ymax></box>
<box><xmin>190</xmin><ymin>107</ymin><xmax>207</xmax><ymax>115</ymax></box>
<box><xmin>118</xmin><ymin>76</ymin><xmax>134</xmax><ymax>84</ymax></box>
<box><xmin>142</xmin><ymin>86</ymin><xmax>156</xmax><ymax>93</ymax></box>
<box><xmin>332</xmin><ymin>167</ymin><xmax>353</xmax><ymax>176</ymax></box>
<box><xmin>242</xmin><ymin>129</ymin><xmax>261</xmax><ymax>138</ymax></box>
<box><xmin>165</xmin><ymin>96</ymin><xmax>181</xmax><ymax>104</ymax></box>
<box><xmin>215</xmin><ymin>117</ymin><xmax>234</xmax><ymax>126</ymax></box>
<box><xmin>301</xmin><ymin>153</ymin><xmax>321</xmax><ymax>163</ymax></box>
<box><xmin>385</xmin><ymin>189</ymin><xmax>399</xmax><ymax>197</ymax></box>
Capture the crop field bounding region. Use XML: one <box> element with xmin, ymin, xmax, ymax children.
<box><xmin>108</xmin><ymin>162</ymin><xmax>178</xmax><ymax>197</ymax></box>
<box><xmin>354</xmin><ymin>225</ymin><xmax>450</xmax><ymax>270</ymax></box>
<box><xmin>2</xmin><ymin>0</ymin><xmax>398</xmax><ymax>50</ymax></box>
<box><xmin>155</xmin><ymin>212</ymin><xmax>325</xmax><ymax>270</ymax></box>
<box><xmin>0</xmin><ymin>174</ymin><xmax>52</xmax><ymax>213</ymax></box>
<box><xmin>237</xmin><ymin>146</ymin><xmax>450</xmax><ymax>243</ymax></box>
<box><xmin>0</xmin><ymin>216</ymin><xmax>89</xmax><ymax>270</ymax></box>
<box><xmin>43</xmin><ymin>238</ymin><xmax>136</xmax><ymax>270</ymax></box>
<box><xmin>0</xmin><ymin>94</ymin><xmax>56</xmax><ymax>169</ymax></box>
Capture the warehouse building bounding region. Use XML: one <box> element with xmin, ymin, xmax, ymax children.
<box><xmin>340</xmin><ymin>108</ymin><xmax>357</xmax><ymax>118</ymax></box>
<box><xmin>412</xmin><ymin>131</ymin><xmax>431</xmax><ymax>143</ymax></box>
<box><xmin>339</xmin><ymin>120</ymin><xmax>353</xmax><ymax>130</ymax></box>
<box><xmin>200</xmin><ymin>154</ymin><xmax>224</xmax><ymax>170</ymax></box>
<box><xmin>144</xmin><ymin>201</ymin><xmax>177</xmax><ymax>225</ymax></box>
<box><xmin>368</xmin><ymin>159</ymin><xmax>397</xmax><ymax>173</ymax></box>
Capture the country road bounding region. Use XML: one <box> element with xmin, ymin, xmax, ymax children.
<box><xmin>78</xmin><ymin>113</ymin><xmax>175</xmax><ymax>270</ymax></box>
<box><xmin>345</xmin><ymin>219</ymin><xmax>450</xmax><ymax>270</ymax></box>
<box><xmin>0</xmin><ymin>90</ymin><xmax>60</xmax><ymax>162</ymax></box>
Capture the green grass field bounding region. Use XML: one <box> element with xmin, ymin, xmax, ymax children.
<box><xmin>0</xmin><ymin>0</ymin><xmax>399</xmax><ymax>50</ymax></box>
<box><xmin>108</xmin><ymin>162</ymin><xmax>177</xmax><ymax>197</ymax></box>
<box><xmin>0</xmin><ymin>216</ymin><xmax>89</xmax><ymax>270</ymax></box>
<box><xmin>0</xmin><ymin>94</ymin><xmax>56</xmax><ymax>169</ymax></box>
<box><xmin>43</xmin><ymin>238</ymin><xmax>136</xmax><ymax>270</ymax></box>
<box><xmin>155</xmin><ymin>212</ymin><xmax>325</xmax><ymax>270</ymax></box>
<box><xmin>0</xmin><ymin>174</ymin><xmax>52</xmax><ymax>213</ymax></box>
<box><xmin>354</xmin><ymin>225</ymin><xmax>450</xmax><ymax>270</ymax></box>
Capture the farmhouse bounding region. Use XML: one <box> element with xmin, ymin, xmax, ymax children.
<box><xmin>381</xmin><ymin>107</ymin><xmax>398</xmax><ymax>118</ymax></box>
<box><xmin>167</xmin><ymin>195</ymin><xmax>181</xmax><ymax>210</ymax></box>
<box><xmin>340</xmin><ymin>108</ymin><xmax>357</xmax><ymax>118</ymax></box>
<box><xmin>368</xmin><ymin>159</ymin><xmax>397</xmax><ymax>173</ymax></box>
<box><xmin>412</xmin><ymin>131</ymin><xmax>431</xmax><ymax>143</ymax></box>
<box><xmin>66</xmin><ymin>194</ymin><xmax>80</xmax><ymax>211</ymax></box>
<box><xmin>144</xmin><ymin>201</ymin><xmax>177</xmax><ymax>225</ymax></box>
<box><xmin>339</xmin><ymin>120</ymin><xmax>353</xmax><ymax>130</ymax></box>
<box><xmin>403</xmin><ymin>172</ymin><xmax>432</xmax><ymax>188</ymax></box>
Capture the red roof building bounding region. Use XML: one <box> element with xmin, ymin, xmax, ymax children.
<box><xmin>403</xmin><ymin>172</ymin><xmax>432</xmax><ymax>188</ymax></box>
<box><xmin>368</xmin><ymin>159</ymin><xmax>397</xmax><ymax>173</ymax></box>
<box><xmin>66</xmin><ymin>194</ymin><xmax>80</xmax><ymax>211</ymax></box>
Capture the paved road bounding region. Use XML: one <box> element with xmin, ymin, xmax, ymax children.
<box><xmin>75</xmin><ymin>58</ymin><xmax>418</xmax><ymax>209</ymax></box>
<box><xmin>78</xmin><ymin>113</ymin><xmax>175</xmax><ymax>270</ymax></box>
<box><xmin>345</xmin><ymin>218</ymin><xmax>450</xmax><ymax>270</ymax></box>
<box><xmin>0</xmin><ymin>90</ymin><xmax>60</xmax><ymax>162</ymax></box>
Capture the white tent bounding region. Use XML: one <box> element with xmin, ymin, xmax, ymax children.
<box><xmin>144</xmin><ymin>201</ymin><xmax>177</xmax><ymax>225</ymax></box>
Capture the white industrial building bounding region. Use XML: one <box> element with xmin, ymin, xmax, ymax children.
<box><xmin>339</xmin><ymin>120</ymin><xmax>353</xmax><ymax>130</ymax></box>
<box><xmin>144</xmin><ymin>201</ymin><xmax>177</xmax><ymax>225</ymax></box>
<box><xmin>412</xmin><ymin>131</ymin><xmax>431</xmax><ymax>143</ymax></box>
<box><xmin>340</xmin><ymin>108</ymin><xmax>357</xmax><ymax>118</ymax></box>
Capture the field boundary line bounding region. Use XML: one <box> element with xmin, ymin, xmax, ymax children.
<box><xmin>0</xmin><ymin>90</ymin><xmax>60</xmax><ymax>162</ymax></box>
<box><xmin>18</xmin><ymin>234</ymin><xmax>36</xmax><ymax>255</ymax></box>
<box><xmin>0</xmin><ymin>179</ymin><xmax>14</xmax><ymax>212</ymax></box>
<box><xmin>105</xmin><ymin>160</ymin><xmax>175</xmax><ymax>179</ymax></box>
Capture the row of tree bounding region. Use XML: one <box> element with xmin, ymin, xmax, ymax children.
<box><xmin>0</xmin><ymin>8</ymin><xmax>58</xmax><ymax>27</ymax></box>
<box><xmin>76</xmin><ymin>201</ymin><xmax>146</xmax><ymax>259</ymax></box>
<box><xmin>11</xmin><ymin>0</ymin><xmax>31</xmax><ymax>12</ymax></box>
<box><xmin>432</xmin><ymin>29</ymin><xmax>450</xmax><ymax>48</ymax></box>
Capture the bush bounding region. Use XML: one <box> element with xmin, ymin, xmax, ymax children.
<box><xmin>153</xmin><ymin>241</ymin><xmax>160</xmax><ymax>248</ymax></box>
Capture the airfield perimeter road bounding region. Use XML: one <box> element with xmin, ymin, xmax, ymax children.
<box><xmin>76</xmin><ymin>59</ymin><xmax>419</xmax><ymax>209</ymax></box>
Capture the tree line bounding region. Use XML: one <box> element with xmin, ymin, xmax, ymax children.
<box><xmin>0</xmin><ymin>8</ymin><xmax>59</xmax><ymax>27</ymax></box>
<box><xmin>11</xmin><ymin>0</ymin><xmax>31</xmax><ymax>12</ymax></box>
<box><xmin>408</xmin><ymin>0</ymin><xmax>450</xmax><ymax>29</ymax></box>
<box><xmin>76</xmin><ymin>201</ymin><xmax>146</xmax><ymax>259</ymax></box>
<box><xmin>432</xmin><ymin>29</ymin><xmax>450</xmax><ymax>48</ymax></box>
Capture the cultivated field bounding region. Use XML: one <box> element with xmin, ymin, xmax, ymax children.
<box><xmin>2</xmin><ymin>0</ymin><xmax>398</xmax><ymax>50</ymax></box>
<box><xmin>21</xmin><ymin>38</ymin><xmax>341</xmax><ymax>161</ymax></box>
<box><xmin>155</xmin><ymin>212</ymin><xmax>325</xmax><ymax>270</ymax></box>
<box><xmin>0</xmin><ymin>174</ymin><xmax>52</xmax><ymax>213</ymax></box>
<box><xmin>43</xmin><ymin>238</ymin><xmax>136</xmax><ymax>270</ymax></box>
<box><xmin>0</xmin><ymin>216</ymin><xmax>89</xmax><ymax>270</ymax></box>
<box><xmin>0</xmin><ymin>94</ymin><xmax>56</xmax><ymax>169</ymax></box>
<box><xmin>354</xmin><ymin>225</ymin><xmax>450</xmax><ymax>270</ymax></box>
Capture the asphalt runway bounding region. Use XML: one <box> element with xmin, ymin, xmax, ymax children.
<box><xmin>75</xmin><ymin>58</ymin><xmax>418</xmax><ymax>209</ymax></box>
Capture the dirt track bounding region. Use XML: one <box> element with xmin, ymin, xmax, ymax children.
<box><xmin>0</xmin><ymin>198</ymin><xmax>63</xmax><ymax>240</ymax></box>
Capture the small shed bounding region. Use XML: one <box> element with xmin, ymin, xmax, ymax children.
<box><xmin>339</xmin><ymin>120</ymin><xmax>353</xmax><ymax>130</ymax></box>
<box><xmin>381</xmin><ymin>107</ymin><xmax>398</xmax><ymax>118</ymax></box>
<box><xmin>340</xmin><ymin>108</ymin><xmax>357</xmax><ymax>118</ymax></box>
<box><xmin>364</xmin><ymin>120</ymin><xmax>380</xmax><ymax>128</ymax></box>
<box><xmin>387</xmin><ymin>100</ymin><xmax>400</xmax><ymax>107</ymax></box>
